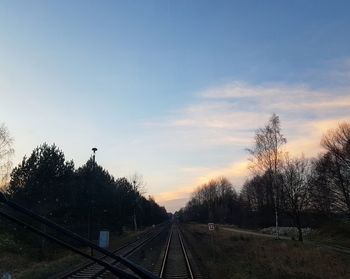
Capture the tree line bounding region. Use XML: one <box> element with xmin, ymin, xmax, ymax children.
<box><xmin>0</xmin><ymin>139</ymin><xmax>168</xmax><ymax>240</ymax></box>
<box><xmin>178</xmin><ymin>114</ymin><xmax>350</xmax><ymax>241</ymax></box>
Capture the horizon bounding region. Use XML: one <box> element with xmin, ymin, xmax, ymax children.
<box><xmin>1</xmin><ymin>1</ymin><xmax>350</xmax><ymax>212</ymax></box>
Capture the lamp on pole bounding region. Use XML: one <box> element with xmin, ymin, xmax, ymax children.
<box><xmin>88</xmin><ymin>147</ymin><xmax>97</xmax><ymax>256</ymax></box>
<box><xmin>92</xmin><ymin>147</ymin><xmax>97</xmax><ymax>163</ymax></box>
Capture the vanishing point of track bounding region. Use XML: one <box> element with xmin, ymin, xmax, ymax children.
<box><xmin>159</xmin><ymin>224</ymin><xmax>199</xmax><ymax>279</ymax></box>
<box><xmin>55</xmin><ymin>223</ymin><xmax>204</xmax><ymax>279</ymax></box>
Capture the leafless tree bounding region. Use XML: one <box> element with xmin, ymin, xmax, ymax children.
<box><xmin>128</xmin><ymin>172</ymin><xmax>147</xmax><ymax>195</ymax></box>
<box><xmin>185</xmin><ymin>177</ymin><xmax>238</xmax><ymax>223</ymax></box>
<box><xmin>309</xmin><ymin>155</ymin><xmax>336</xmax><ymax>217</ymax></box>
<box><xmin>0</xmin><ymin>123</ymin><xmax>14</xmax><ymax>187</ymax></box>
<box><xmin>321</xmin><ymin>122</ymin><xmax>350</xmax><ymax>217</ymax></box>
<box><xmin>247</xmin><ymin>113</ymin><xmax>287</xmax><ymax>238</ymax></box>
<box><xmin>128</xmin><ymin>172</ymin><xmax>147</xmax><ymax>231</ymax></box>
<box><xmin>281</xmin><ymin>154</ymin><xmax>311</xmax><ymax>241</ymax></box>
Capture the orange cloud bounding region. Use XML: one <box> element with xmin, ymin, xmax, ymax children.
<box><xmin>196</xmin><ymin>160</ymin><xmax>249</xmax><ymax>186</ymax></box>
<box><xmin>154</xmin><ymin>159</ymin><xmax>249</xmax><ymax>212</ymax></box>
<box><xmin>285</xmin><ymin>117</ymin><xmax>350</xmax><ymax>157</ymax></box>
<box><xmin>148</xmin><ymin>81</ymin><xmax>350</xmax><ymax>212</ymax></box>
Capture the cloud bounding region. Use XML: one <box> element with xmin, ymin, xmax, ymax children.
<box><xmin>154</xmin><ymin>160</ymin><xmax>250</xmax><ymax>212</ymax></box>
<box><xmin>147</xmin><ymin>82</ymin><xmax>350</xmax><ymax>153</ymax></box>
<box><xmin>158</xmin><ymin>198</ymin><xmax>190</xmax><ymax>214</ymax></box>
<box><xmin>148</xmin><ymin>80</ymin><xmax>350</xmax><ymax>212</ymax></box>
<box><xmin>195</xmin><ymin>160</ymin><xmax>249</xmax><ymax>186</ymax></box>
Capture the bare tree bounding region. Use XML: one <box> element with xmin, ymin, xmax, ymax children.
<box><xmin>281</xmin><ymin>155</ymin><xmax>311</xmax><ymax>241</ymax></box>
<box><xmin>247</xmin><ymin>113</ymin><xmax>287</xmax><ymax>238</ymax></box>
<box><xmin>128</xmin><ymin>172</ymin><xmax>147</xmax><ymax>195</ymax></box>
<box><xmin>309</xmin><ymin>154</ymin><xmax>336</xmax><ymax>217</ymax></box>
<box><xmin>128</xmin><ymin>172</ymin><xmax>147</xmax><ymax>231</ymax></box>
<box><xmin>184</xmin><ymin>177</ymin><xmax>238</xmax><ymax>223</ymax></box>
<box><xmin>321</xmin><ymin>122</ymin><xmax>350</xmax><ymax>217</ymax></box>
<box><xmin>0</xmin><ymin>123</ymin><xmax>14</xmax><ymax>187</ymax></box>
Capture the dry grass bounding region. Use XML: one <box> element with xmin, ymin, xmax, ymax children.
<box><xmin>307</xmin><ymin>222</ymin><xmax>350</xmax><ymax>248</ymax></box>
<box><xmin>0</xmin><ymin>228</ymin><xmax>148</xmax><ymax>278</ymax></box>
<box><xmin>183</xmin><ymin>224</ymin><xmax>350</xmax><ymax>279</ymax></box>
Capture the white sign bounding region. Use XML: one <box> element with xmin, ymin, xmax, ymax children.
<box><xmin>208</xmin><ymin>223</ymin><xmax>215</xmax><ymax>231</ymax></box>
<box><xmin>99</xmin><ymin>230</ymin><xmax>109</xmax><ymax>248</ymax></box>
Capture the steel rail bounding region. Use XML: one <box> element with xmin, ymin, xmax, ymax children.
<box><xmin>159</xmin><ymin>228</ymin><xmax>173</xmax><ymax>278</ymax></box>
<box><xmin>178</xmin><ymin>229</ymin><xmax>194</xmax><ymax>279</ymax></box>
<box><xmin>56</xmin><ymin>227</ymin><xmax>159</xmax><ymax>278</ymax></box>
<box><xmin>90</xmin><ymin>226</ymin><xmax>166</xmax><ymax>279</ymax></box>
<box><xmin>158</xmin><ymin>224</ymin><xmax>195</xmax><ymax>279</ymax></box>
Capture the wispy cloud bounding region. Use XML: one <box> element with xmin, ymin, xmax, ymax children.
<box><xmin>154</xmin><ymin>160</ymin><xmax>249</xmax><ymax>211</ymax></box>
<box><xmin>150</xmin><ymin>80</ymin><xmax>350</xmax><ymax>212</ymax></box>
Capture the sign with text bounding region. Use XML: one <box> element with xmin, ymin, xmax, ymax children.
<box><xmin>208</xmin><ymin>223</ymin><xmax>215</xmax><ymax>231</ymax></box>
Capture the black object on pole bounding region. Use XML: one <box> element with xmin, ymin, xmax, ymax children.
<box><xmin>88</xmin><ymin>147</ymin><xmax>98</xmax><ymax>256</ymax></box>
<box><xmin>0</xmin><ymin>192</ymin><xmax>160</xmax><ymax>279</ymax></box>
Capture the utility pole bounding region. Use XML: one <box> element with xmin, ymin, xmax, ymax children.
<box><xmin>88</xmin><ymin>147</ymin><xmax>97</xmax><ymax>256</ymax></box>
<box><xmin>133</xmin><ymin>180</ymin><xmax>137</xmax><ymax>231</ymax></box>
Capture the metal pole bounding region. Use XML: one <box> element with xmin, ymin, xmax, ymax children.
<box><xmin>133</xmin><ymin>180</ymin><xmax>137</xmax><ymax>232</ymax></box>
<box><xmin>88</xmin><ymin>147</ymin><xmax>97</xmax><ymax>256</ymax></box>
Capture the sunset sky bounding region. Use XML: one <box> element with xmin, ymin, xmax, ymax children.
<box><xmin>1</xmin><ymin>1</ymin><xmax>350</xmax><ymax>212</ymax></box>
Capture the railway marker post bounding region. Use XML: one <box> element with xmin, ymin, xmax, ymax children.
<box><xmin>208</xmin><ymin>223</ymin><xmax>216</xmax><ymax>262</ymax></box>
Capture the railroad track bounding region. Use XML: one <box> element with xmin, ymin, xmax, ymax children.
<box><xmin>158</xmin><ymin>224</ymin><xmax>202</xmax><ymax>279</ymax></box>
<box><xmin>55</xmin><ymin>224</ymin><xmax>168</xmax><ymax>279</ymax></box>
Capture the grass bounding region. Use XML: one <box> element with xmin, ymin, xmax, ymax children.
<box><xmin>0</xmin><ymin>228</ymin><xmax>148</xmax><ymax>278</ymax></box>
<box><xmin>183</xmin><ymin>224</ymin><xmax>350</xmax><ymax>279</ymax></box>
<box><xmin>306</xmin><ymin>221</ymin><xmax>350</xmax><ymax>248</ymax></box>
<box><xmin>16</xmin><ymin>253</ymin><xmax>82</xmax><ymax>279</ymax></box>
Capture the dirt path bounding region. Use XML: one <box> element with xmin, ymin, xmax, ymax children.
<box><xmin>220</xmin><ymin>225</ymin><xmax>350</xmax><ymax>255</ymax></box>
<box><xmin>220</xmin><ymin>226</ymin><xmax>290</xmax><ymax>240</ymax></box>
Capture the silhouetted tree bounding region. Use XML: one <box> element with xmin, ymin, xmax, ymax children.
<box><xmin>281</xmin><ymin>155</ymin><xmax>311</xmax><ymax>241</ymax></box>
<box><xmin>6</xmin><ymin>143</ymin><xmax>168</xmax><ymax>241</ymax></box>
<box><xmin>128</xmin><ymin>172</ymin><xmax>146</xmax><ymax>231</ymax></box>
<box><xmin>309</xmin><ymin>154</ymin><xmax>336</xmax><ymax>218</ymax></box>
<box><xmin>182</xmin><ymin>177</ymin><xmax>239</xmax><ymax>224</ymax></box>
<box><xmin>246</xmin><ymin>113</ymin><xmax>287</xmax><ymax>237</ymax></box>
<box><xmin>7</xmin><ymin>143</ymin><xmax>74</xmax><ymax>253</ymax></box>
<box><xmin>8</xmin><ymin>143</ymin><xmax>74</xmax><ymax>218</ymax></box>
<box><xmin>321</xmin><ymin>122</ymin><xmax>350</xmax><ymax>217</ymax></box>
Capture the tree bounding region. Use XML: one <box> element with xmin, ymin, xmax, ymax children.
<box><xmin>281</xmin><ymin>155</ymin><xmax>311</xmax><ymax>241</ymax></box>
<box><xmin>75</xmin><ymin>157</ymin><xmax>120</xmax><ymax>236</ymax></box>
<box><xmin>128</xmin><ymin>172</ymin><xmax>146</xmax><ymax>195</ymax></box>
<box><xmin>181</xmin><ymin>177</ymin><xmax>239</xmax><ymax>224</ymax></box>
<box><xmin>0</xmin><ymin>124</ymin><xmax>14</xmax><ymax>186</ymax></box>
<box><xmin>8</xmin><ymin>143</ymin><xmax>74</xmax><ymax>216</ymax></box>
<box><xmin>128</xmin><ymin>172</ymin><xmax>146</xmax><ymax>231</ymax></box>
<box><xmin>247</xmin><ymin>113</ymin><xmax>287</xmax><ymax>238</ymax></box>
<box><xmin>240</xmin><ymin>173</ymin><xmax>277</xmax><ymax>227</ymax></box>
<box><xmin>321</xmin><ymin>122</ymin><xmax>350</xmax><ymax>217</ymax></box>
<box><xmin>3</xmin><ymin>142</ymin><xmax>168</xmax><ymax>253</ymax></box>
<box><xmin>7</xmin><ymin>143</ymin><xmax>75</xmax><ymax>254</ymax></box>
<box><xmin>309</xmin><ymin>154</ymin><xmax>336</xmax><ymax>218</ymax></box>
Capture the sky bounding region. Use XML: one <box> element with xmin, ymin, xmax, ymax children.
<box><xmin>1</xmin><ymin>1</ymin><xmax>350</xmax><ymax>212</ymax></box>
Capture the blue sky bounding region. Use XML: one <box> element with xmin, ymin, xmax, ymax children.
<box><xmin>1</xmin><ymin>1</ymin><xmax>350</xmax><ymax>212</ymax></box>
